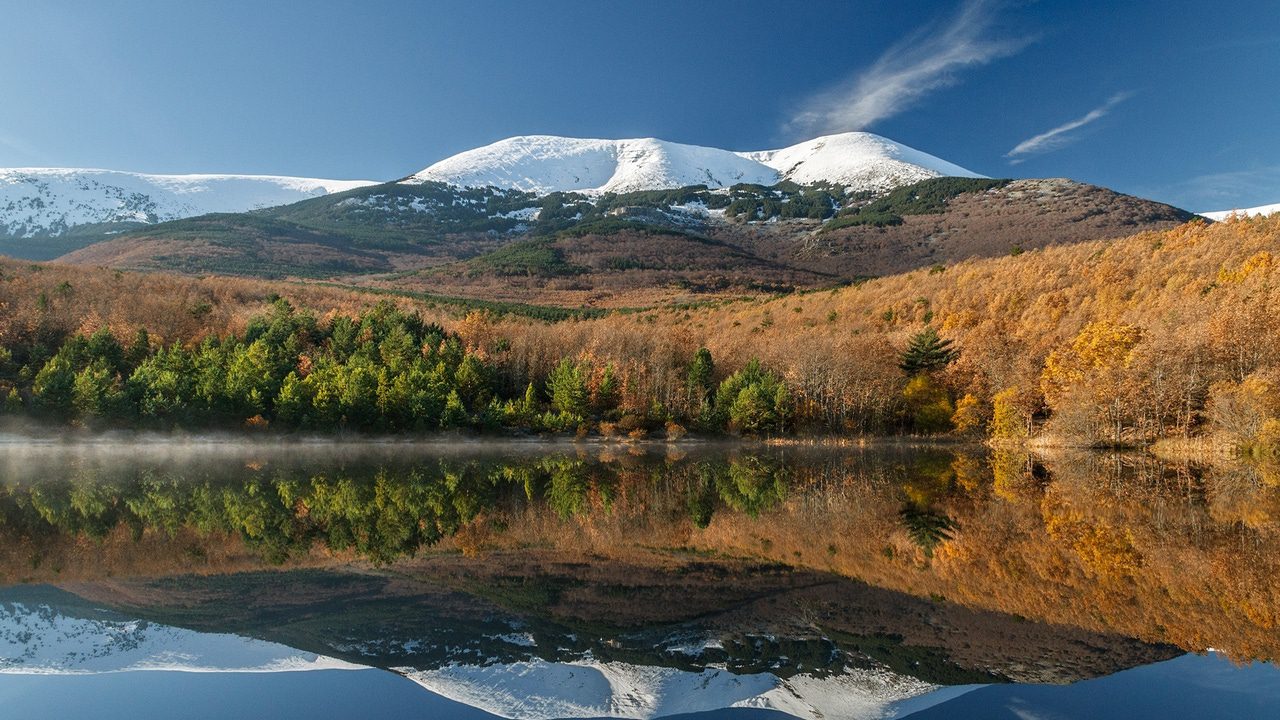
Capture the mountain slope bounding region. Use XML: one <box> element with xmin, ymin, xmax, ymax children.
<box><xmin>408</xmin><ymin>132</ymin><xmax>982</xmax><ymax>195</ymax></box>
<box><xmin>57</xmin><ymin>176</ymin><xmax>1197</xmax><ymax>306</ymax></box>
<box><xmin>0</xmin><ymin>168</ymin><xmax>376</xmax><ymax>258</ymax></box>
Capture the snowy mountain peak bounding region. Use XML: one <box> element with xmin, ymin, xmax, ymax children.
<box><xmin>408</xmin><ymin>132</ymin><xmax>982</xmax><ymax>196</ymax></box>
<box><xmin>743</xmin><ymin>132</ymin><xmax>983</xmax><ymax>190</ymax></box>
<box><xmin>0</xmin><ymin>168</ymin><xmax>377</xmax><ymax>239</ymax></box>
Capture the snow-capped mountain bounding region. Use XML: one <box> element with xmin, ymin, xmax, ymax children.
<box><xmin>0</xmin><ymin>599</ymin><xmax>363</xmax><ymax>674</ymax></box>
<box><xmin>0</xmin><ymin>132</ymin><xmax>978</xmax><ymax>247</ymax></box>
<box><xmin>0</xmin><ymin>168</ymin><xmax>376</xmax><ymax>238</ymax></box>
<box><xmin>1201</xmin><ymin>202</ymin><xmax>1280</xmax><ymax>221</ymax></box>
<box><xmin>408</xmin><ymin>132</ymin><xmax>982</xmax><ymax>195</ymax></box>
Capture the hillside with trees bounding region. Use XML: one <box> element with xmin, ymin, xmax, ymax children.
<box><xmin>3</xmin><ymin>214</ymin><xmax>1280</xmax><ymax>449</ymax></box>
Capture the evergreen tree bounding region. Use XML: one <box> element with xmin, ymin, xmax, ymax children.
<box><xmin>454</xmin><ymin>354</ymin><xmax>490</xmax><ymax>408</ymax></box>
<box><xmin>686</xmin><ymin>348</ymin><xmax>714</xmax><ymax>402</ymax></box>
<box><xmin>126</xmin><ymin>328</ymin><xmax>152</xmax><ymax>368</ymax></box>
<box><xmin>714</xmin><ymin>359</ymin><xmax>791</xmax><ymax>434</ymax></box>
<box><xmin>32</xmin><ymin>354</ymin><xmax>76</xmax><ymax>418</ymax></box>
<box><xmin>86</xmin><ymin>328</ymin><xmax>125</xmax><ymax>374</ymax></box>
<box><xmin>274</xmin><ymin>372</ymin><xmax>309</xmax><ymax>427</ymax></box>
<box><xmin>440</xmin><ymin>389</ymin><xmax>467</xmax><ymax>428</ymax></box>
<box><xmin>521</xmin><ymin>382</ymin><xmax>538</xmax><ymax>417</ymax></box>
<box><xmin>547</xmin><ymin>359</ymin><xmax>588</xmax><ymax>418</ymax></box>
<box><xmin>3</xmin><ymin>387</ymin><xmax>22</xmax><ymax>414</ymax></box>
<box><xmin>899</xmin><ymin>327</ymin><xmax>959</xmax><ymax>375</ymax></box>
<box><xmin>72</xmin><ymin>359</ymin><xmax>125</xmax><ymax>418</ymax></box>
<box><xmin>593</xmin><ymin>363</ymin><xmax>618</xmax><ymax>415</ymax></box>
<box><xmin>126</xmin><ymin>344</ymin><xmax>194</xmax><ymax>423</ymax></box>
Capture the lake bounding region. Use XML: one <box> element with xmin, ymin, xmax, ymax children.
<box><xmin>0</xmin><ymin>438</ymin><xmax>1277</xmax><ymax>719</ymax></box>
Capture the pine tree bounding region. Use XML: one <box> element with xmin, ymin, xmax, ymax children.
<box><xmin>440</xmin><ymin>389</ymin><xmax>467</xmax><ymax>428</ymax></box>
<box><xmin>33</xmin><ymin>354</ymin><xmax>76</xmax><ymax>418</ymax></box>
<box><xmin>521</xmin><ymin>382</ymin><xmax>538</xmax><ymax>418</ymax></box>
<box><xmin>899</xmin><ymin>327</ymin><xmax>959</xmax><ymax>375</ymax></box>
<box><xmin>686</xmin><ymin>348</ymin><xmax>714</xmax><ymax>401</ymax></box>
<box><xmin>547</xmin><ymin>359</ymin><xmax>588</xmax><ymax>418</ymax></box>
<box><xmin>3</xmin><ymin>387</ymin><xmax>22</xmax><ymax>414</ymax></box>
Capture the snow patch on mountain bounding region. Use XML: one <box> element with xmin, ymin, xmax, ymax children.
<box><xmin>0</xmin><ymin>168</ymin><xmax>377</xmax><ymax>238</ymax></box>
<box><xmin>408</xmin><ymin>132</ymin><xmax>981</xmax><ymax>196</ymax></box>
<box><xmin>1201</xmin><ymin>202</ymin><xmax>1280</xmax><ymax>221</ymax></box>
<box><xmin>0</xmin><ymin>601</ymin><xmax>365</xmax><ymax>675</ymax></box>
<box><xmin>398</xmin><ymin>657</ymin><xmax>948</xmax><ymax>720</ymax></box>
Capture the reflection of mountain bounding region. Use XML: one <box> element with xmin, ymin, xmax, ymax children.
<box><xmin>398</xmin><ymin>659</ymin><xmax>949</xmax><ymax>720</ymax></box>
<box><xmin>50</xmin><ymin>558</ymin><xmax>1176</xmax><ymax>705</ymax></box>
<box><xmin>0</xmin><ymin>586</ymin><xmax>963</xmax><ymax>720</ymax></box>
<box><xmin>0</xmin><ymin>586</ymin><xmax>360</xmax><ymax>675</ymax></box>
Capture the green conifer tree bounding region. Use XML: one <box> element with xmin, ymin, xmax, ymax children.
<box><xmin>899</xmin><ymin>327</ymin><xmax>959</xmax><ymax>375</ymax></box>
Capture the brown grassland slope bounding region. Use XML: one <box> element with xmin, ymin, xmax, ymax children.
<box><xmin>742</xmin><ymin>178</ymin><xmax>1195</xmax><ymax>278</ymax></box>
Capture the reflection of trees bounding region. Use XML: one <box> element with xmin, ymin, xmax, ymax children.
<box><xmin>0</xmin><ymin>454</ymin><xmax>627</xmax><ymax>565</ymax></box>
<box><xmin>6</xmin><ymin>446</ymin><xmax>1280</xmax><ymax>663</ymax></box>
<box><xmin>687</xmin><ymin>464</ymin><xmax>718</xmax><ymax>529</ymax></box>
<box><xmin>896</xmin><ymin>450</ymin><xmax>957</xmax><ymax>507</ymax></box>
<box><xmin>546</xmin><ymin>460</ymin><xmax>590</xmax><ymax>519</ymax></box>
<box><xmin>898</xmin><ymin>503</ymin><xmax>956</xmax><ymax>556</ymax></box>
<box><xmin>1</xmin><ymin>461</ymin><xmax>509</xmax><ymax>566</ymax></box>
<box><xmin>715</xmin><ymin>457</ymin><xmax>787</xmax><ymax>517</ymax></box>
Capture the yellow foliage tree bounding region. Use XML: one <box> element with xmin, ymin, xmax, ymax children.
<box><xmin>902</xmin><ymin>374</ymin><xmax>954</xmax><ymax>434</ymax></box>
<box><xmin>989</xmin><ymin>387</ymin><xmax>1031</xmax><ymax>441</ymax></box>
<box><xmin>1040</xmin><ymin>321</ymin><xmax>1145</xmax><ymax>445</ymax></box>
<box><xmin>950</xmin><ymin>393</ymin><xmax>985</xmax><ymax>436</ymax></box>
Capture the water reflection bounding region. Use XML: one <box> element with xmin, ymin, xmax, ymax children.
<box><xmin>0</xmin><ymin>441</ymin><xmax>1278</xmax><ymax>718</ymax></box>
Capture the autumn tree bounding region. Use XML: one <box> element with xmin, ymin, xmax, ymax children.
<box><xmin>1041</xmin><ymin>321</ymin><xmax>1145</xmax><ymax>445</ymax></box>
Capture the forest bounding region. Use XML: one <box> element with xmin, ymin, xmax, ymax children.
<box><xmin>2</xmin><ymin>213</ymin><xmax>1280</xmax><ymax>449</ymax></box>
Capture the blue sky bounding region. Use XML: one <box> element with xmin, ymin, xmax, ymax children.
<box><xmin>1</xmin><ymin>0</ymin><xmax>1277</xmax><ymax>210</ymax></box>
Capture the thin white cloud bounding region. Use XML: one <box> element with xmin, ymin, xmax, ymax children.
<box><xmin>1005</xmin><ymin>92</ymin><xmax>1132</xmax><ymax>163</ymax></box>
<box><xmin>1142</xmin><ymin>164</ymin><xmax>1280</xmax><ymax>213</ymax></box>
<box><xmin>788</xmin><ymin>0</ymin><xmax>1030</xmax><ymax>136</ymax></box>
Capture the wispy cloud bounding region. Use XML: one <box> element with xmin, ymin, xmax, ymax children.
<box><xmin>1005</xmin><ymin>92</ymin><xmax>1131</xmax><ymax>163</ymax></box>
<box><xmin>788</xmin><ymin>0</ymin><xmax>1030</xmax><ymax>136</ymax></box>
<box><xmin>1142</xmin><ymin>164</ymin><xmax>1280</xmax><ymax>212</ymax></box>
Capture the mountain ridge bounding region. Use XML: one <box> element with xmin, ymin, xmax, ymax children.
<box><xmin>0</xmin><ymin>168</ymin><xmax>378</xmax><ymax>258</ymax></box>
<box><xmin>1</xmin><ymin>131</ymin><xmax>980</xmax><ymax>254</ymax></box>
<box><xmin>408</xmin><ymin>131</ymin><xmax>982</xmax><ymax>195</ymax></box>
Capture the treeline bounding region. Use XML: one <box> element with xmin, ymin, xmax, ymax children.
<box><xmin>0</xmin><ymin>298</ymin><xmax>800</xmax><ymax>436</ymax></box>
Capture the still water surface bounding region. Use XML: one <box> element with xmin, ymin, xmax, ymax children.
<box><xmin>0</xmin><ymin>440</ymin><xmax>1277</xmax><ymax>718</ymax></box>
